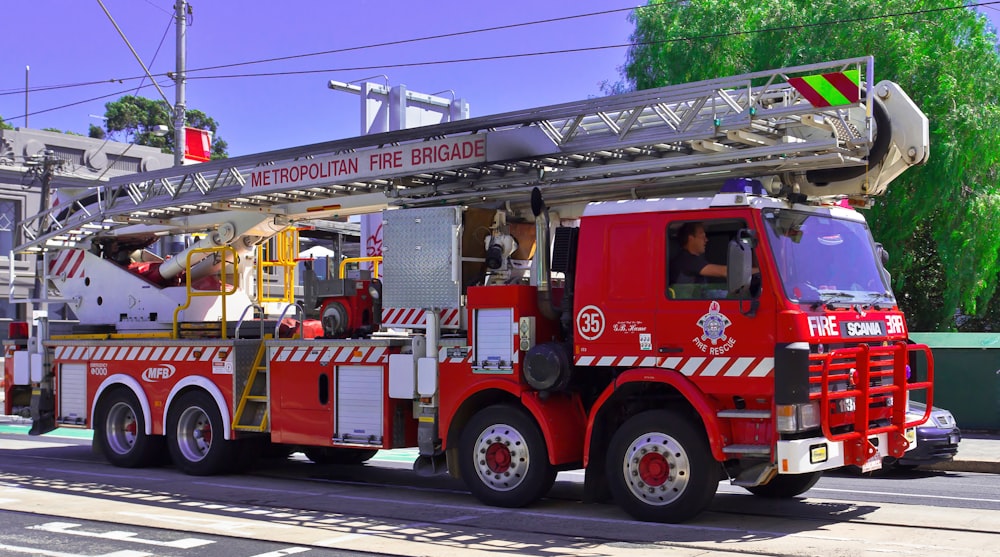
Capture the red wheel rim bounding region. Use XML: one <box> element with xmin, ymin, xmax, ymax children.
<box><xmin>485</xmin><ymin>441</ymin><xmax>512</xmax><ymax>474</ymax></box>
<box><xmin>638</xmin><ymin>451</ymin><xmax>669</xmax><ymax>486</ymax></box>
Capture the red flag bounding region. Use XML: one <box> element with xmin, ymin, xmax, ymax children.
<box><xmin>184</xmin><ymin>127</ymin><xmax>212</xmax><ymax>162</ymax></box>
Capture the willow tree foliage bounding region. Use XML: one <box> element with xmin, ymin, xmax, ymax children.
<box><xmin>102</xmin><ymin>95</ymin><xmax>229</xmax><ymax>160</ymax></box>
<box><xmin>619</xmin><ymin>0</ymin><xmax>1000</xmax><ymax>331</ymax></box>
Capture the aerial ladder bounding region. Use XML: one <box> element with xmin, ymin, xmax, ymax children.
<box><xmin>16</xmin><ymin>56</ymin><xmax>924</xmax><ymax>258</ymax></box>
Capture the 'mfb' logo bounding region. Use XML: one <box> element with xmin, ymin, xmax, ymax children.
<box><xmin>141</xmin><ymin>364</ymin><xmax>176</xmax><ymax>382</ymax></box>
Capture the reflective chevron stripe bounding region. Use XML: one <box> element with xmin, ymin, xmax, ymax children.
<box><xmin>574</xmin><ymin>355</ymin><xmax>774</xmax><ymax>378</ymax></box>
<box><xmin>788</xmin><ymin>70</ymin><xmax>860</xmax><ymax>107</ymax></box>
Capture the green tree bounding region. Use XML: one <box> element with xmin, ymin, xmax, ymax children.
<box><xmin>621</xmin><ymin>0</ymin><xmax>1000</xmax><ymax>331</ymax></box>
<box><xmin>0</xmin><ymin>116</ymin><xmax>13</xmax><ymax>130</ymax></box>
<box><xmin>102</xmin><ymin>95</ymin><xmax>228</xmax><ymax>160</ymax></box>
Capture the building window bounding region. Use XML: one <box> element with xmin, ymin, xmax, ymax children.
<box><xmin>0</xmin><ymin>198</ymin><xmax>21</xmax><ymax>320</ymax></box>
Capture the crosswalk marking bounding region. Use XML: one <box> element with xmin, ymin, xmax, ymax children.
<box><xmin>28</xmin><ymin>522</ymin><xmax>214</xmax><ymax>549</ymax></box>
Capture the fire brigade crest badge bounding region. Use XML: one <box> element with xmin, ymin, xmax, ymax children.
<box><xmin>697</xmin><ymin>301</ymin><xmax>731</xmax><ymax>346</ymax></box>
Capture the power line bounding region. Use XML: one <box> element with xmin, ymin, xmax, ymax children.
<box><xmin>175</xmin><ymin>1</ymin><xmax>1000</xmax><ymax>82</ymax></box>
<box><xmin>5</xmin><ymin>81</ymin><xmax>174</xmax><ymax>121</ymax></box>
<box><xmin>183</xmin><ymin>5</ymin><xmax>643</xmax><ymax>75</ymax></box>
<box><xmin>6</xmin><ymin>1</ymin><xmax>1000</xmax><ymax>118</ymax></box>
<box><xmin>0</xmin><ymin>4</ymin><xmax>645</xmax><ymax>97</ymax></box>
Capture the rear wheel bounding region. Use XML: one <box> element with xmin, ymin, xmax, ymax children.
<box><xmin>93</xmin><ymin>389</ymin><xmax>164</xmax><ymax>468</ymax></box>
<box><xmin>746</xmin><ymin>472</ymin><xmax>822</xmax><ymax>498</ymax></box>
<box><xmin>606</xmin><ymin>410</ymin><xmax>718</xmax><ymax>523</ymax></box>
<box><xmin>458</xmin><ymin>405</ymin><xmax>556</xmax><ymax>508</ymax></box>
<box><xmin>304</xmin><ymin>447</ymin><xmax>379</xmax><ymax>465</ymax></box>
<box><xmin>167</xmin><ymin>391</ymin><xmax>233</xmax><ymax>475</ymax></box>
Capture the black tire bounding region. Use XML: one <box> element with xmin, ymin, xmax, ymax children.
<box><xmin>93</xmin><ymin>388</ymin><xmax>165</xmax><ymax>468</ymax></box>
<box><xmin>320</xmin><ymin>300</ymin><xmax>349</xmax><ymax>337</ymax></box>
<box><xmin>606</xmin><ymin>410</ymin><xmax>718</xmax><ymax>523</ymax></box>
<box><xmin>458</xmin><ymin>405</ymin><xmax>556</xmax><ymax>508</ymax></box>
<box><xmin>304</xmin><ymin>447</ymin><xmax>379</xmax><ymax>465</ymax></box>
<box><xmin>166</xmin><ymin>390</ymin><xmax>234</xmax><ymax>475</ymax></box>
<box><xmin>746</xmin><ymin>471</ymin><xmax>822</xmax><ymax>498</ymax></box>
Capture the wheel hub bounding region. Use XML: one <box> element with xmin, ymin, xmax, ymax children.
<box><xmin>638</xmin><ymin>451</ymin><xmax>669</xmax><ymax>486</ymax></box>
<box><xmin>107</xmin><ymin>402</ymin><xmax>138</xmax><ymax>455</ymax></box>
<box><xmin>621</xmin><ymin>432</ymin><xmax>690</xmax><ymax>506</ymax></box>
<box><xmin>177</xmin><ymin>407</ymin><xmax>213</xmax><ymax>462</ymax></box>
<box><xmin>485</xmin><ymin>440</ymin><xmax>512</xmax><ymax>474</ymax></box>
<box><xmin>473</xmin><ymin>423</ymin><xmax>528</xmax><ymax>492</ymax></box>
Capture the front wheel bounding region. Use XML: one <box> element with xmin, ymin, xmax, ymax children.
<box><xmin>167</xmin><ymin>391</ymin><xmax>233</xmax><ymax>475</ymax></box>
<box><xmin>458</xmin><ymin>405</ymin><xmax>556</xmax><ymax>508</ymax></box>
<box><xmin>606</xmin><ymin>410</ymin><xmax>718</xmax><ymax>523</ymax></box>
<box><xmin>93</xmin><ymin>388</ymin><xmax>164</xmax><ymax>468</ymax></box>
<box><xmin>746</xmin><ymin>472</ymin><xmax>822</xmax><ymax>498</ymax></box>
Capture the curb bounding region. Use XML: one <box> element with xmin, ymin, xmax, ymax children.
<box><xmin>928</xmin><ymin>460</ymin><xmax>1000</xmax><ymax>474</ymax></box>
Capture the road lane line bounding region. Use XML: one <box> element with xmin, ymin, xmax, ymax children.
<box><xmin>812</xmin><ymin>486</ymin><xmax>1000</xmax><ymax>504</ymax></box>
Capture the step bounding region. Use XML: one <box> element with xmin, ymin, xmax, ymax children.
<box><xmin>717</xmin><ymin>409</ymin><xmax>771</xmax><ymax>419</ymax></box>
<box><xmin>722</xmin><ymin>444</ymin><xmax>772</xmax><ymax>456</ymax></box>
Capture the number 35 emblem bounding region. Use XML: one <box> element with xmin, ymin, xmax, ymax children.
<box><xmin>576</xmin><ymin>305</ymin><xmax>606</xmax><ymax>341</ymax></box>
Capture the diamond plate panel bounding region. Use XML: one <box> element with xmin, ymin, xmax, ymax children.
<box><xmin>383</xmin><ymin>206</ymin><xmax>462</xmax><ymax>309</ymax></box>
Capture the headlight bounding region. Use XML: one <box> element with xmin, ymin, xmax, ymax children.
<box><xmin>932</xmin><ymin>413</ymin><xmax>955</xmax><ymax>428</ymax></box>
<box><xmin>777</xmin><ymin>401</ymin><xmax>822</xmax><ymax>433</ymax></box>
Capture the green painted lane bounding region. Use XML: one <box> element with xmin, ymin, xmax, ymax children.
<box><xmin>0</xmin><ymin>421</ymin><xmax>419</xmax><ymax>463</ymax></box>
<box><xmin>0</xmin><ymin>424</ymin><xmax>93</xmax><ymax>440</ymax></box>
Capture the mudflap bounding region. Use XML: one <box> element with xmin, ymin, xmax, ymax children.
<box><xmin>28</xmin><ymin>386</ymin><xmax>57</xmax><ymax>436</ymax></box>
<box><xmin>413</xmin><ymin>453</ymin><xmax>449</xmax><ymax>477</ymax></box>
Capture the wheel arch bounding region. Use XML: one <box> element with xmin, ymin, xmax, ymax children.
<box><xmin>91</xmin><ymin>374</ymin><xmax>153</xmax><ymax>435</ymax></box>
<box><xmin>444</xmin><ymin>386</ymin><xmax>520</xmax><ymax>453</ymax></box>
<box><xmin>585</xmin><ymin>368</ymin><xmax>724</xmax><ymax>469</ymax></box>
<box><xmin>444</xmin><ymin>385</ymin><xmax>584</xmax><ymax>467</ymax></box>
<box><xmin>164</xmin><ymin>377</ymin><xmax>232</xmax><ymax>440</ymax></box>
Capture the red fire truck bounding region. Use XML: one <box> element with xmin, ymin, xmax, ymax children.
<box><xmin>5</xmin><ymin>57</ymin><xmax>933</xmax><ymax>523</ymax></box>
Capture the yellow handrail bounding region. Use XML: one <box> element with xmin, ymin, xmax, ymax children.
<box><xmin>339</xmin><ymin>256</ymin><xmax>382</xmax><ymax>279</ymax></box>
<box><xmin>172</xmin><ymin>246</ymin><xmax>239</xmax><ymax>339</ymax></box>
<box><xmin>257</xmin><ymin>228</ymin><xmax>298</xmax><ymax>303</ymax></box>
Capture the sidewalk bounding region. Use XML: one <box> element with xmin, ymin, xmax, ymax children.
<box><xmin>927</xmin><ymin>432</ymin><xmax>1000</xmax><ymax>474</ymax></box>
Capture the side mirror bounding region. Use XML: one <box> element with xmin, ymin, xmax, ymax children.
<box><xmin>876</xmin><ymin>242</ymin><xmax>890</xmax><ymax>266</ymax></box>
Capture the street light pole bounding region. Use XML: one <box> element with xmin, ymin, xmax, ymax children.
<box><xmin>174</xmin><ymin>1</ymin><xmax>187</xmax><ymax>167</ymax></box>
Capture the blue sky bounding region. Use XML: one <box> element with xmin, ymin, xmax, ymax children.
<box><xmin>1</xmin><ymin>1</ymin><xmax>636</xmax><ymax>155</ymax></box>
<box><xmin>3</xmin><ymin>2</ymin><xmax>999</xmax><ymax>157</ymax></box>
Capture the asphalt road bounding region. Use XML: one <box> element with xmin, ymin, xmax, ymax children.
<box><xmin>1</xmin><ymin>431</ymin><xmax>999</xmax><ymax>557</ymax></box>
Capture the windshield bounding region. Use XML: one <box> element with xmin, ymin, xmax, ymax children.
<box><xmin>762</xmin><ymin>208</ymin><xmax>893</xmax><ymax>305</ymax></box>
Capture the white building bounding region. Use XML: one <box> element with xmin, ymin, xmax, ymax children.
<box><xmin>0</xmin><ymin>128</ymin><xmax>174</xmax><ymax>327</ymax></box>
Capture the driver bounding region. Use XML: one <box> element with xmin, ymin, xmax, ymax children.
<box><xmin>670</xmin><ymin>222</ymin><xmax>728</xmax><ymax>284</ymax></box>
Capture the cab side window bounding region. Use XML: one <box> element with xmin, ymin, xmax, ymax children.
<box><xmin>667</xmin><ymin>219</ymin><xmax>751</xmax><ymax>300</ymax></box>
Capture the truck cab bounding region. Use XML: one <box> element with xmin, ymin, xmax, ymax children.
<box><xmin>568</xmin><ymin>185</ymin><xmax>931</xmax><ymax>503</ymax></box>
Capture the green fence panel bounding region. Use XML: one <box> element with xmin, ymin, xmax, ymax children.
<box><xmin>909</xmin><ymin>333</ymin><xmax>1000</xmax><ymax>431</ymax></box>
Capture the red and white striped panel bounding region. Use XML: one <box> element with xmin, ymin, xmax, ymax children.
<box><xmin>381</xmin><ymin>308</ymin><xmax>461</xmax><ymax>329</ymax></box>
<box><xmin>54</xmin><ymin>345</ymin><xmax>224</xmax><ymax>362</ymax></box>
<box><xmin>49</xmin><ymin>250</ymin><xmax>86</xmax><ymax>279</ymax></box>
<box><xmin>574</xmin><ymin>355</ymin><xmax>774</xmax><ymax>378</ymax></box>
<box><xmin>271</xmin><ymin>345</ymin><xmax>389</xmax><ymax>365</ymax></box>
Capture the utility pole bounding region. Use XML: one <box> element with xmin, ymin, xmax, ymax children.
<box><xmin>174</xmin><ymin>1</ymin><xmax>188</xmax><ymax>167</ymax></box>
<box><xmin>24</xmin><ymin>66</ymin><xmax>29</xmax><ymax>128</ymax></box>
<box><xmin>23</xmin><ymin>150</ymin><xmax>65</xmax><ymax>435</ymax></box>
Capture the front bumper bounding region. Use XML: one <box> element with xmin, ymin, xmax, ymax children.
<box><xmin>775</xmin><ymin>426</ymin><xmax>918</xmax><ymax>474</ymax></box>
<box><xmin>897</xmin><ymin>426</ymin><xmax>961</xmax><ymax>466</ymax></box>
